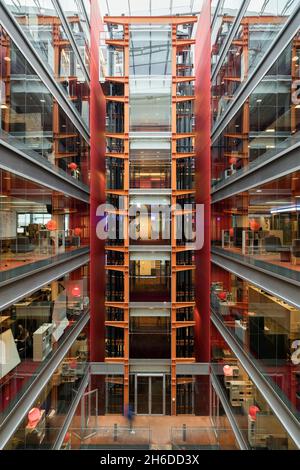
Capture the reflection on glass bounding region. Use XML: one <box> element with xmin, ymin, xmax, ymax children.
<box><xmin>0</xmin><ymin>26</ymin><xmax>90</xmax><ymax>183</ymax></box>
<box><xmin>129</xmin><ymin>137</ymin><xmax>171</xmax><ymax>188</ymax></box>
<box><xmin>130</xmin><ymin>256</ymin><xmax>171</xmax><ymax>302</ymax></box>
<box><xmin>212</xmin><ymin>30</ymin><xmax>300</xmax><ymax>187</ymax></box>
<box><xmin>212</xmin><ymin>9</ymin><xmax>298</xmax><ymax>127</ymax></box>
<box><xmin>106</xmin><ymin>326</ymin><xmax>124</xmax><ymax>357</ymax></box>
<box><xmin>0</xmin><ymin>271</ymin><xmax>89</xmax><ymax>426</ymax></box>
<box><xmin>3</xmin><ymin>324</ymin><xmax>89</xmax><ymax>449</ymax></box>
<box><xmin>211</xmin><ymin>0</ymin><xmax>243</xmax><ymax>69</ymax></box>
<box><xmin>211</xmin><ymin>324</ymin><xmax>298</xmax><ymax>449</ymax></box>
<box><xmin>212</xmin><ymin>170</ymin><xmax>300</xmax><ymax>281</ymax></box>
<box><xmin>129</xmin><ymin>78</ymin><xmax>172</xmax><ymax>132</ymax></box>
<box><xmin>130</xmin><ymin>25</ymin><xmax>172</xmax><ymax>76</ymax></box>
<box><xmin>0</xmin><ymin>170</ymin><xmax>89</xmax><ymax>280</ymax></box>
<box><xmin>2</xmin><ymin>0</ymin><xmax>90</xmax><ymax>123</ymax></box>
<box><xmin>211</xmin><ymin>265</ymin><xmax>300</xmax><ymax>420</ymax></box>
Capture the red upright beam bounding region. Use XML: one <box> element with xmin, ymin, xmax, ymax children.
<box><xmin>90</xmin><ymin>0</ymin><xmax>106</xmax><ymax>362</ymax></box>
<box><xmin>194</xmin><ymin>0</ymin><xmax>211</xmax><ymax>363</ymax></box>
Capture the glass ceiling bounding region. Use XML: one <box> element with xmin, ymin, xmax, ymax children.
<box><xmin>99</xmin><ymin>0</ymin><xmax>203</xmax><ymax>17</ymax></box>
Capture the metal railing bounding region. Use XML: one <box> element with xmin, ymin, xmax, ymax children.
<box><xmin>171</xmin><ymin>426</ymin><xmax>240</xmax><ymax>450</ymax></box>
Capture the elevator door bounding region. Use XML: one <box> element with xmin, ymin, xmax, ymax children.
<box><xmin>136</xmin><ymin>374</ymin><xmax>165</xmax><ymax>415</ymax></box>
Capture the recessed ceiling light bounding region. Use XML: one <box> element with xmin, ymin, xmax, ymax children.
<box><xmin>266</xmin><ymin>128</ymin><xmax>275</xmax><ymax>132</ymax></box>
<box><xmin>256</xmin><ymin>190</ymin><xmax>262</xmax><ymax>193</ymax></box>
<box><xmin>292</xmin><ymin>56</ymin><xmax>299</xmax><ymax>62</ymax></box>
<box><xmin>4</xmin><ymin>57</ymin><xmax>11</xmax><ymax>62</ymax></box>
<box><xmin>40</xmin><ymin>99</ymin><xmax>46</xmax><ymax>103</ymax></box>
<box><xmin>256</xmin><ymin>99</ymin><xmax>262</xmax><ymax>103</ymax></box>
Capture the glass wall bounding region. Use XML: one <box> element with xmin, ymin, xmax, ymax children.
<box><xmin>212</xmin><ymin>3</ymin><xmax>298</xmax><ymax>127</ymax></box>
<box><xmin>212</xmin><ymin>171</ymin><xmax>300</xmax><ymax>281</ymax></box>
<box><xmin>107</xmin><ymin>46</ymin><xmax>124</xmax><ymax>77</ymax></box>
<box><xmin>0</xmin><ymin>25</ymin><xmax>90</xmax><ymax>184</ymax></box>
<box><xmin>2</xmin><ymin>0</ymin><xmax>90</xmax><ymax>124</ymax></box>
<box><xmin>106</xmin><ymin>325</ymin><xmax>124</xmax><ymax>358</ymax></box>
<box><xmin>177</xmin><ymin>101</ymin><xmax>194</xmax><ymax>133</ymax></box>
<box><xmin>129</xmin><ymin>25</ymin><xmax>172</xmax><ymax>76</ymax></box>
<box><xmin>3</xmin><ymin>322</ymin><xmax>89</xmax><ymax>450</ymax></box>
<box><xmin>106</xmin><ymin>270</ymin><xmax>124</xmax><ymax>302</ymax></box>
<box><xmin>64</xmin><ymin>0</ymin><xmax>91</xmax><ymax>55</ymax></box>
<box><xmin>211</xmin><ymin>264</ymin><xmax>300</xmax><ymax>420</ymax></box>
<box><xmin>129</xmin><ymin>316</ymin><xmax>171</xmax><ymax>359</ymax></box>
<box><xmin>106</xmin><ymin>101</ymin><xmax>124</xmax><ymax>133</ymax></box>
<box><xmin>211</xmin><ymin>0</ymin><xmax>243</xmax><ymax>69</ymax></box>
<box><xmin>211</xmin><ymin>324</ymin><xmax>298</xmax><ymax>449</ymax></box>
<box><xmin>212</xmin><ymin>28</ymin><xmax>300</xmax><ymax>187</ymax></box>
<box><xmin>82</xmin><ymin>0</ymin><xmax>90</xmax><ymax>22</ymax></box>
<box><xmin>128</xmin><ymin>196</ymin><xmax>171</xmax><ymax>246</ymax></box>
<box><xmin>0</xmin><ymin>169</ymin><xmax>89</xmax><ymax>281</ymax></box>
<box><xmin>129</xmin><ymin>138</ymin><xmax>171</xmax><ymax>189</ymax></box>
<box><xmin>0</xmin><ymin>265</ymin><xmax>89</xmax><ymax>425</ymax></box>
<box><xmin>129</xmin><ymin>78</ymin><xmax>172</xmax><ymax>132</ymax></box>
<box><xmin>130</xmin><ymin>253</ymin><xmax>171</xmax><ymax>302</ymax></box>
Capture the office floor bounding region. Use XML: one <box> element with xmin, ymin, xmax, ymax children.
<box><xmin>68</xmin><ymin>415</ymin><xmax>237</xmax><ymax>449</ymax></box>
<box><xmin>0</xmin><ymin>246</ymin><xmax>82</xmax><ymax>273</ymax></box>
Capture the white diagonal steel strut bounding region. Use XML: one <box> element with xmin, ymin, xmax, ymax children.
<box><xmin>281</xmin><ymin>0</ymin><xmax>296</xmax><ymax>15</ymax></box>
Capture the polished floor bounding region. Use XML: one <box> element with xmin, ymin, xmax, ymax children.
<box><xmin>0</xmin><ymin>245</ymin><xmax>84</xmax><ymax>278</ymax></box>
<box><xmin>67</xmin><ymin>415</ymin><xmax>237</xmax><ymax>450</ymax></box>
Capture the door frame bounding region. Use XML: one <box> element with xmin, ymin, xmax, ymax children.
<box><xmin>135</xmin><ymin>373</ymin><xmax>165</xmax><ymax>416</ymax></box>
<box><xmin>78</xmin><ymin>388</ymin><xmax>98</xmax><ymax>440</ymax></box>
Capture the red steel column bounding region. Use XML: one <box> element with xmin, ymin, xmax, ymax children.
<box><xmin>194</xmin><ymin>0</ymin><xmax>211</xmax><ymax>364</ymax></box>
<box><xmin>90</xmin><ymin>0</ymin><xmax>106</xmax><ymax>362</ymax></box>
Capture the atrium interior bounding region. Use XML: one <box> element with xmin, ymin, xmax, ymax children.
<box><xmin>0</xmin><ymin>0</ymin><xmax>300</xmax><ymax>451</ymax></box>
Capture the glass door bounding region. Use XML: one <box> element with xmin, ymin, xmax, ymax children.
<box><xmin>137</xmin><ymin>375</ymin><xmax>150</xmax><ymax>414</ymax></box>
<box><xmin>151</xmin><ymin>375</ymin><xmax>164</xmax><ymax>414</ymax></box>
<box><xmin>135</xmin><ymin>374</ymin><xmax>165</xmax><ymax>415</ymax></box>
<box><xmin>80</xmin><ymin>389</ymin><xmax>98</xmax><ymax>440</ymax></box>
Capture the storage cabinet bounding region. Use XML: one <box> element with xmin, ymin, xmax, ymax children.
<box><xmin>229</xmin><ymin>380</ymin><xmax>253</xmax><ymax>407</ymax></box>
<box><xmin>33</xmin><ymin>323</ymin><xmax>53</xmax><ymax>362</ymax></box>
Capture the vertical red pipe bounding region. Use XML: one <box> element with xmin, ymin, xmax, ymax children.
<box><xmin>194</xmin><ymin>0</ymin><xmax>211</xmax><ymax>363</ymax></box>
<box><xmin>90</xmin><ymin>0</ymin><xmax>106</xmax><ymax>362</ymax></box>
